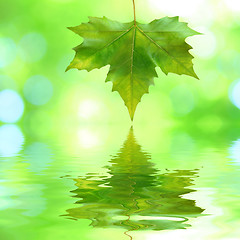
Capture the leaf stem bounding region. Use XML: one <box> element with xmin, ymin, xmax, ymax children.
<box><xmin>132</xmin><ymin>0</ymin><xmax>136</xmax><ymax>25</ymax></box>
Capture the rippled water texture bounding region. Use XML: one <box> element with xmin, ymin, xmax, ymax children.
<box><xmin>0</xmin><ymin>125</ymin><xmax>239</xmax><ymax>240</ymax></box>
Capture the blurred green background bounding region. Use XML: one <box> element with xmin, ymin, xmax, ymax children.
<box><xmin>0</xmin><ymin>0</ymin><xmax>240</xmax><ymax>136</ymax></box>
<box><xmin>1</xmin><ymin>1</ymin><xmax>240</xmax><ymax>239</ymax></box>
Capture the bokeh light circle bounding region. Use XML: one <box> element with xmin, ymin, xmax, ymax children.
<box><xmin>191</xmin><ymin>28</ymin><xmax>216</xmax><ymax>59</ymax></box>
<box><xmin>229</xmin><ymin>139</ymin><xmax>240</xmax><ymax>165</ymax></box>
<box><xmin>0</xmin><ymin>38</ymin><xmax>17</xmax><ymax>68</ymax></box>
<box><xmin>78</xmin><ymin>129</ymin><xmax>100</xmax><ymax>149</ymax></box>
<box><xmin>224</xmin><ymin>0</ymin><xmax>240</xmax><ymax>12</ymax></box>
<box><xmin>0</xmin><ymin>89</ymin><xmax>24</xmax><ymax>123</ymax></box>
<box><xmin>0</xmin><ymin>124</ymin><xmax>24</xmax><ymax>157</ymax></box>
<box><xmin>18</xmin><ymin>33</ymin><xmax>47</xmax><ymax>62</ymax></box>
<box><xmin>149</xmin><ymin>0</ymin><xmax>207</xmax><ymax>17</ymax></box>
<box><xmin>23</xmin><ymin>75</ymin><xmax>53</xmax><ymax>106</ymax></box>
<box><xmin>229</xmin><ymin>79</ymin><xmax>240</xmax><ymax>109</ymax></box>
<box><xmin>78</xmin><ymin>99</ymin><xmax>100</xmax><ymax>119</ymax></box>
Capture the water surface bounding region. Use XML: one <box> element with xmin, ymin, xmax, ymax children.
<box><xmin>0</xmin><ymin>124</ymin><xmax>239</xmax><ymax>240</ymax></box>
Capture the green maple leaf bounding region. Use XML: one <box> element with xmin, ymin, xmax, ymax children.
<box><xmin>66</xmin><ymin>16</ymin><xmax>199</xmax><ymax>120</ymax></box>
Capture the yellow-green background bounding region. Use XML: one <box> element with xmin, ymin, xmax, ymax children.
<box><xmin>1</xmin><ymin>1</ymin><xmax>240</xmax><ymax>240</ymax></box>
<box><xmin>1</xmin><ymin>0</ymin><xmax>240</xmax><ymax>132</ymax></box>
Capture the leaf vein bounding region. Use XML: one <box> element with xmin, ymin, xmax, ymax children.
<box><xmin>98</xmin><ymin>25</ymin><xmax>134</xmax><ymax>53</ymax></box>
<box><xmin>75</xmin><ymin>25</ymin><xmax>134</xmax><ymax>65</ymax></box>
<box><xmin>136</xmin><ymin>25</ymin><xmax>193</xmax><ymax>76</ymax></box>
<box><xmin>130</xmin><ymin>27</ymin><xmax>136</xmax><ymax>115</ymax></box>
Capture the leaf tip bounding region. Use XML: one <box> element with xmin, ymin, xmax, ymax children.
<box><xmin>65</xmin><ymin>66</ymin><xmax>71</xmax><ymax>72</ymax></box>
<box><xmin>197</xmin><ymin>31</ymin><xmax>204</xmax><ymax>36</ymax></box>
<box><xmin>191</xmin><ymin>71</ymin><xmax>200</xmax><ymax>80</ymax></box>
<box><xmin>67</xmin><ymin>26</ymin><xmax>75</xmax><ymax>32</ymax></box>
<box><xmin>129</xmin><ymin>110</ymin><xmax>135</xmax><ymax>122</ymax></box>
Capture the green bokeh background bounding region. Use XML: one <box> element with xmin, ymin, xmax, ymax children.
<box><xmin>1</xmin><ymin>2</ymin><xmax>240</xmax><ymax>239</ymax></box>
<box><xmin>1</xmin><ymin>0</ymin><xmax>240</xmax><ymax>135</ymax></box>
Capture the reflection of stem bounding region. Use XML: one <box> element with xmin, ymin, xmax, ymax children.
<box><xmin>132</xmin><ymin>0</ymin><xmax>136</xmax><ymax>24</ymax></box>
<box><xmin>122</xmin><ymin>176</ymin><xmax>139</xmax><ymax>240</ymax></box>
<box><xmin>124</xmin><ymin>215</ymin><xmax>133</xmax><ymax>240</ymax></box>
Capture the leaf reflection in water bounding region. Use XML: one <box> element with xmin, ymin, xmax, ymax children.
<box><xmin>62</xmin><ymin>128</ymin><xmax>204</xmax><ymax>236</ymax></box>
